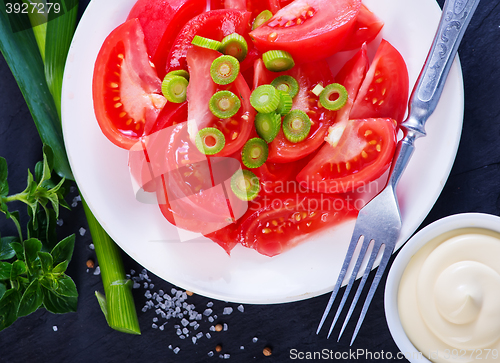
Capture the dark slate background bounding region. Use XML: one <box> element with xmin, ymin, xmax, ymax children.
<box><xmin>1</xmin><ymin>0</ymin><xmax>499</xmax><ymax>362</ymax></box>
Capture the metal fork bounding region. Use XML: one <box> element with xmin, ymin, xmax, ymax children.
<box><xmin>317</xmin><ymin>0</ymin><xmax>480</xmax><ymax>345</ymax></box>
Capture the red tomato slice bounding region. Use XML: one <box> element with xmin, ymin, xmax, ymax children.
<box><xmin>324</xmin><ymin>44</ymin><xmax>369</xmax><ymax>148</ymax></box>
<box><xmin>255</xmin><ymin>60</ymin><xmax>338</xmax><ymax>163</ymax></box>
<box><xmin>254</xmin><ymin>160</ymin><xmax>309</xmax><ymax>195</ymax></box>
<box><xmin>151</xmin><ymin>122</ymin><xmax>247</xmax><ymax>234</ymax></box>
<box><xmin>350</xmin><ymin>39</ymin><xmax>409</xmax><ymax>125</ymax></box>
<box><xmin>238</xmin><ymin>194</ymin><xmax>358</xmax><ymax>256</ymax></box>
<box><xmin>165</xmin><ymin>9</ymin><xmax>252</xmax><ymax>73</ymax></box>
<box><xmin>127</xmin><ymin>0</ymin><xmax>206</xmax><ymax>78</ymax></box>
<box><xmin>225</xmin><ymin>0</ymin><xmax>280</xmax><ymax>20</ymax></box>
<box><xmin>92</xmin><ymin>18</ymin><xmax>166</xmax><ymax>150</ymax></box>
<box><xmin>129</xmin><ymin>102</ymin><xmax>189</xmax><ymax>196</ymax></box>
<box><xmin>340</xmin><ymin>4</ymin><xmax>384</xmax><ymax>51</ymax></box>
<box><xmin>249</xmin><ymin>0</ymin><xmax>361</xmax><ymax>64</ymax></box>
<box><xmin>296</xmin><ymin>118</ymin><xmax>397</xmax><ymax>193</ymax></box>
<box><xmin>186</xmin><ymin>46</ymin><xmax>255</xmax><ymax>157</ymax></box>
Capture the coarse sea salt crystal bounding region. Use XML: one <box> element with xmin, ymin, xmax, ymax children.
<box><xmin>203</xmin><ymin>308</ymin><xmax>213</xmax><ymax>316</ymax></box>
<box><xmin>173</xmin><ymin>347</ymin><xmax>180</xmax><ymax>354</ymax></box>
<box><xmin>206</xmin><ymin>332</ymin><xmax>212</xmax><ymax>339</ymax></box>
<box><xmin>253</xmin><ymin>337</ymin><xmax>258</xmax><ymax>343</ymax></box>
<box><xmin>93</xmin><ymin>266</ymin><xmax>100</xmax><ymax>275</ymax></box>
<box><xmin>223</xmin><ymin>323</ymin><xmax>228</xmax><ymax>331</ymax></box>
<box><xmin>208</xmin><ymin>351</ymin><xmax>214</xmax><ymax>357</ymax></box>
<box><xmin>238</xmin><ymin>305</ymin><xmax>244</xmax><ymax>313</ymax></box>
<box><xmin>52</xmin><ymin>326</ymin><xmax>58</xmax><ymax>332</ymax></box>
<box><xmin>223</xmin><ymin>307</ymin><xmax>233</xmax><ymax>315</ymax></box>
<box><xmin>79</xmin><ymin>227</ymin><xmax>86</xmax><ymax>236</ymax></box>
<box><xmin>207</xmin><ymin>301</ymin><xmax>213</xmax><ymax>307</ymax></box>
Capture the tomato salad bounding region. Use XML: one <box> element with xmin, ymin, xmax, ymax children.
<box><xmin>92</xmin><ymin>0</ymin><xmax>409</xmax><ymax>257</ymax></box>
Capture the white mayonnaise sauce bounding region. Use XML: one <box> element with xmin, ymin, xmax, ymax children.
<box><xmin>398</xmin><ymin>228</ymin><xmax>500</xmax><ymax>363</ymax></box>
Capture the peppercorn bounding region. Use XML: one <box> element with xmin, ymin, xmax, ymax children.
<box><xmin>215</xmin><ymin>324</ymin><xmax>223</xmax><ymax>332</ymax></box>
<box><xmin>215</xmin><ymin>344</ymin><xmax>222</xmax><ymax>352</ymax></box>
<box><xmin>86</xmin><ymin>259</ymin><xmax>94</xmax><ymax>268</ymax></box>
<box><xmin>263</xmin><ymin>346</ymin><xmax>272</xmax><ymax>356</ymax></box>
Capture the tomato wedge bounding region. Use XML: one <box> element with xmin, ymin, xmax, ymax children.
<box><xmin>254</xmin><ymin>60</ymin><xmax>338</xmax><ymax>163</ymax></box>
<box><xmin>93</xmin><ymin>18</ymin><xmax>166</xmax><ymax>150</ymax></box>
<box><xmin>165</xmin><ymin>9</ymin><xmax>252</xmax><ymax>73</ymax></box>
<box><xmin>296</xmin><ymin>118</ymin><xmax>397</xmax><ymax>193</ymax></box>
<box><xmin>151</xmin><ymin>122</ymin><xmax>247</xmax><ymax>234</ymax></box>
<box><xmin>340</xmin><ymin>4</ymin><xmax>384</xmax><ymax>51</ymax></box>
<box><xmin>127</xmin><ymin>0</ymin><xmax>206</xmax><ymax>78</ymax></box>
<box><xmin>350</xmin><ymin>39</ymin><xmax>409</xmax><ymax>124</ymax></box>
<box><xmin>324</xmin><ymin>44</ymin><xmax>369</xmax><ymax>148</ymax></box>
<box><xmin>249</xmin><ymin>0</ymin><xmax>361</xmax><ymax>64</ymax></box>
<box><xmin>186</xmin><ymin>46</ymin><xmax>255</xmax><ymax>157</ymax></box>
<box><xmin>239</xmin><ymin>194</ymin><xmax>358</xmax><ymax>257</ymax></box>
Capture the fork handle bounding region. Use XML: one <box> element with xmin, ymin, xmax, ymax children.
<box><xmin>388</xmin><ymin>0</ymin><xmax>480</xmax><ymax>189</ymax></box>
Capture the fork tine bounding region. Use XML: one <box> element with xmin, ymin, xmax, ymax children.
<box><xmin>316</xmin><ymin>231</ymin><xmax>362</xmax><ymax>335</ymax></box>
<box><xmin>337</xmin><ymin>240</ymin><xmax>383</xmax><ymax>342</ymax></box>
<box><xmin>326</xmin><ymin>235</ymin><xmax>372</xmax><ymax>338</ymax></box>
<box><xmin>349</xmin><ymin>245</ymin><xmax>394</xmax><ymax>345</ymax></box>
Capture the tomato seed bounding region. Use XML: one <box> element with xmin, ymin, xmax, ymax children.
<box><xmin>361</xmin><ymin>150</ymin><xmax>368</xmax><ymax>159</ymax></box>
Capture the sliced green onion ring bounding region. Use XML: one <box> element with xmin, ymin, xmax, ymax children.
<box><xmin>231</xmin><ymin>169</ymin><xmax>260</xmax><ymax>201</ymax></box>
<box><xmin>271</xmin><ymin>75</ymin><xmax>299</xmax><ymax>98</ymax></box>
<box><xmin>192</xmin><ymin>35</ymin><xmax>222</xmax><ymax>51</ymax></box>
<box><xmin>250</xmin><ymin>85</ymin><xmax>280</xmax><ymax>113</ymax></box>
<box><xmin>210</xmin><ymin>55</ymin><xmax>240</xmax><ymax>85</ymax></box>
<box><xmin>209</xmin><ymin>90</ymin><xmax>241</xmax><ymax>118</ymax></box>
<box><xmin>319</xmin><ymin>83</ymin><xmax>348</xmax><ymax>111</ymax></box>
<box><xmin>276</xmin><ymin>91</ymin><xmax>293</xmax><ymax>115</ymax></box>
<box><xmin>161</xmin><ymin>75</ymin><xmax>188</xmax><ymax>103</ymax></box>
<box><xmin>165</xmin><ymin>69</ymin><xmax>190</xmax><ymax>81</ymax></box>
<box><xmin>252</xmin><ymin>10</ymin><xmax>273</xmax><ymax>30</ymax></box>
<box><xmin>282</xmin><ymin>110</ymin><xmax>311</xmax><ymax>143</ymax></box>
<box><xmin>254</xmin><ymin>112</ymin><xmax>281</xmax><ymax>143</ymax></box>
<box><xmin>220</xmin><ymin>33</ymin><xmax>248</xmax><ymax>62</ymax></box>
<box><xmin>262</xmin><ymin>50</ymin><xmax>295</xmax><ymax>72</ymax></box>
<box><xmin>195</xmin><ymin>127</ymin><xmax>225</xmax><ymax>155</ymax></box>
<box><xmin>242</xmin><ymin>138</ymin><xmax>269</xmax><ymax>168</ymax></box>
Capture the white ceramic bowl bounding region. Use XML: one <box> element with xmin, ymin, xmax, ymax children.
<box><xmin>385</xmin><ymin>213</ymin><xmax>500</xmax><ymax>363</ymax></box>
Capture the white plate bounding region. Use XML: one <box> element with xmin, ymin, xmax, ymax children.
<box><xmin>62</xmin><ymin>0</ymin><xmax>463</xmax><ymax>304</ymax></box>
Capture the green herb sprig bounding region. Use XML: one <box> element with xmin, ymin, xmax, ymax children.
<box><xmin>0</xmin><ymin>146</ymin><xmax>77</xmax><ymax>331</ymax></box>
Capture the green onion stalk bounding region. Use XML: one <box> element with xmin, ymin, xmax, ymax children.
<box><xmin>0</xmin><ymin>1</ymin><xmax>140</xmax><ymax>334</ymax></box>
